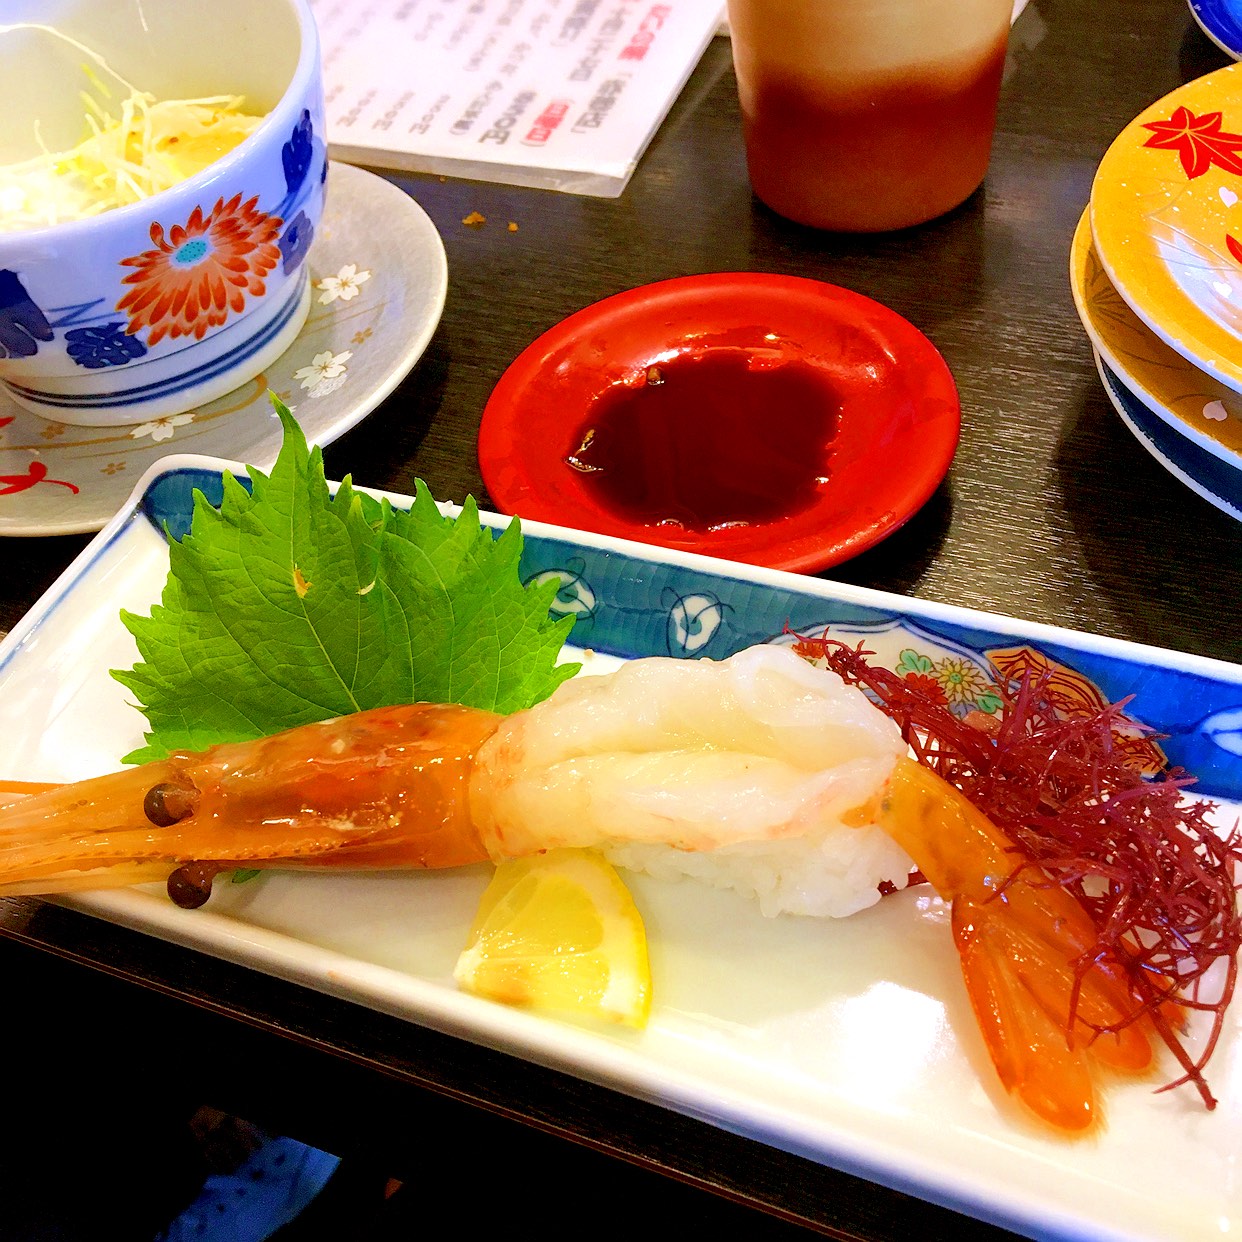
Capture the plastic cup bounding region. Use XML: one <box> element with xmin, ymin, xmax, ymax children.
<box><xmin>726</xmin><ymin>0</ymin><xmax>1012</xmax><ymax>232</ymax></box>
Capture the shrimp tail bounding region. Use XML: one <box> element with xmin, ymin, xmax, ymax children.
<box><xmin>952</xmin><ymin>891</ymin><xmax>1153</xmax><ymax>1132</ymax></box>
<box><xmin>951</xmin><ymin>895</ymin><xmax>1096</xmax><ymax>1132</ymax></box>
<box><xmin>878</xmin><ymin>757</ymin><xmax>1155</xmax><ymax>1134</ymax></box>
<box><xmin>0</xmin><ymin>703</ymin><xmax>502</xmax><ymax>904</ymax></box>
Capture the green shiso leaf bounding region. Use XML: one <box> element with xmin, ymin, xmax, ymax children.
<box><xmin>113</xmin><ymin>398</ymin><xmax>578</xmax><ymax>763</ymax></box>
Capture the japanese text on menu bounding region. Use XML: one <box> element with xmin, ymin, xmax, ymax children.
<box><xmin>310</xmin><ymin>0</ymin><xmax>723</xmax><ymax>194</ymax></box>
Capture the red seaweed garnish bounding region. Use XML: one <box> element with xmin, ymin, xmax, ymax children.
<box><xmin>794</xmin><ymin>632</ymin><xmax>1242</xmax><ymax>1109</ymax></box>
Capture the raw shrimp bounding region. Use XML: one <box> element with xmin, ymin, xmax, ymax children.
<box><xmin>0</xmin><ymin>645</ymin><xmax>1199</xmax><ymax>1132</ymax></box>
<box><xmin>873</xmin><ymin>757</ymin><xmax>1158</xmax><ymax>1133</ymax></box>
<box><xmin>0</xmin><ymin>647</ymin><xmax>910</xmax><ymax>915</ymax></box>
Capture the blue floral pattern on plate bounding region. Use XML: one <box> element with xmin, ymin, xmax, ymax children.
<box><xmin>136</xmin><ymin>464</ymin><xmax>1242</xmax><ymax>802</ymax></box>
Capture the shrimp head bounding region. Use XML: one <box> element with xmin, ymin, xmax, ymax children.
<box><xmin>0</xmin><ymin>703</ymin><xmax>503</xmax><ymax>903</ymax></box>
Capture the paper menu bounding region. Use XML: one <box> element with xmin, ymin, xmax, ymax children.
<box><xmin>310</xmin><ymin>0</ymin><xmax>725</xmax><ymax>197</ymax></box>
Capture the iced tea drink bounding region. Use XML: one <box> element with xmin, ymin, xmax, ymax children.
<box><xmin>727</xmin><ymin>0</ymin><xmax>1013</xmax><ymax>232</ymax></box>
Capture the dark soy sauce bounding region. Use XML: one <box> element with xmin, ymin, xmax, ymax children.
<box><xmin>565</xmin><ymin>349</ymin><xmax>840</xmax><ymax>532</ymax></box>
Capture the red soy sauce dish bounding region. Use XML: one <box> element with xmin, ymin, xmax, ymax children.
<box><xmin>478</xmin><ymin>273</ymin><xmax>960</xmax><ymax>573</ymax></box>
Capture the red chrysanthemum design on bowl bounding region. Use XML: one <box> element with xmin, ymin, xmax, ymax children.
<box><xmin>117</xmin><ymin>195</ymin><xmax>282</xmax><ymax>346</ymax></box>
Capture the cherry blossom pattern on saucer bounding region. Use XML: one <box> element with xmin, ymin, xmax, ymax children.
<box><xmin>1069</xmin><ymin>209</ymin><xmax>1242</xmax><ymax>465</ymax></box>
<box><xmin>0</xmin><ymin>164</ymin><xmax>446</xmax><ymax>536</ymax></box>
<box><xmin>1090</xmin><ymin>63</ymin><xmax>1242</xmax><ymax>392</ymax></box>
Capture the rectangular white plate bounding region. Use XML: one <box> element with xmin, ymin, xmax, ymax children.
<box><xmin>2</xmin><ymin>456</ymin><xmax>1240</xmax><ymax>1241</ymax></box>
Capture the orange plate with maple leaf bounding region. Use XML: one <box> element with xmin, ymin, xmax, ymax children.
<box><xmin>1069</xmin><ymin>210</ymin><xmax>1242</xmax><ymax>465</ymax></box>
<box><xmin>1091</xmin><ymin>63</ymin><xmax>1242</xmax><ymax>393</ymax></box>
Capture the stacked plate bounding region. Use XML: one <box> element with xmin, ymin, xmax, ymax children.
<box><xmin>1189</xmin><ymin>0</ymin><xmax>1242</xmax><ymax>59</ymax></box>
<box><xmin>1071</xmin><ymin>62</ymin><xmax>1242</xmax><ymax>520</ymax></box>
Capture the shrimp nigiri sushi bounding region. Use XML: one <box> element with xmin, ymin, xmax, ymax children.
<box><xmin>470</xmin><ymin>644</ymin><xmax>915</xmax><ymax>918</ymax></box>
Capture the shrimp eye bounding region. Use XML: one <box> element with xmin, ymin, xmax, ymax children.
<box><xmin>144</xmin><ymin>782</ymin><xmax>196</xmax><ymax>827</ymax></box>
<box><xmin>166</xmin><ymin>862</ymin><xmax>222</xmax><ymax>909</ymax></box>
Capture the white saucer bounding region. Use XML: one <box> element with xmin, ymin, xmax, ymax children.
<box><xmin>0</xmin><ymin>162</ymin><xmax>447</xmax><ymax>537</ymax></box>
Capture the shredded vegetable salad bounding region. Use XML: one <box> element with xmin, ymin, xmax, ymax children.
<box><xmin>0</xmin><ymin>24</ymin><xmax>263</xmax><ymax>230</ymax></box>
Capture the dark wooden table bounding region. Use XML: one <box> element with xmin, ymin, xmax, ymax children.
<box><xmin>2</xmin><ymin>1</ymin><xmax>1239</xmax><ymax>1237</ymax></box>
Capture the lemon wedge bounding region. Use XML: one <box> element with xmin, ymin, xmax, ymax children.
<box><xmin>454</xmin><ymin>848</ymin><xmax>652</xmax><ymax>1028</ymax></box>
